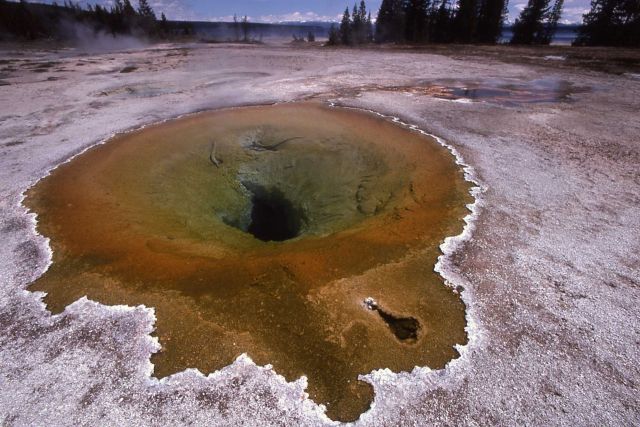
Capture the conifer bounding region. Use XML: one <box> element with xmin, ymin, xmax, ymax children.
<box><xmin>340</xmin><ymin>7</ymin><xmax>352</xmax><ymax>44</ymax></box>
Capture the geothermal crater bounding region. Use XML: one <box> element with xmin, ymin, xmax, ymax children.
<box><xmin>26</xmin><ymin>103</ymin><xmax>472</xmax><ymax>421</ymax></box>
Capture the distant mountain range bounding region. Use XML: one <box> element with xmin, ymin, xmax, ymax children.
<box><xmin>177</xmin><ymin>21</ymin><xmax>331</xmax><ymax>39</ymax></box>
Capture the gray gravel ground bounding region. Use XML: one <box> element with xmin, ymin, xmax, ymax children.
<box><xmin>0</xmin><ymin>42</ymin><xmax>638</xmax><ymax>425</ymax></box>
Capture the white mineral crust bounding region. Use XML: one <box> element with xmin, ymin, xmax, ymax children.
<box><xmin>0</xmin><ymin>42</ymin><xmax>638</xmax><ymax>425</ymax></box>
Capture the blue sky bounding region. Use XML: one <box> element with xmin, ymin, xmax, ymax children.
<box><xmin>42</xmin><ymin>0</ymin><xmax>592</xmax><ymax>24</ymax></box>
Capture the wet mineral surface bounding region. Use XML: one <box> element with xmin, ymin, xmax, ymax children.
<box><xmin>26</xmin><ymin>102</ymin><xmax>471</xmax><ymax>421</ymax></box>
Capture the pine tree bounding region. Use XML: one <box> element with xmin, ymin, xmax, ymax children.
<box><xmin>510</xmin><ymin>0</ymin><xmax>551</xmax><ymax>44</ymax></box>
<box><xmin>391</xmin><ymin>0</ymin><xmax>407</xmax><ymax>41</ymax></box>
<box><xmin>11</xmin><ymin>0</ymin><xmax>34</xmax><ymax>39</ymax></box>
<box><xmin>453</xmin><ymin>0</ymin><xmax>478</xmax><ymax>42</ymax></box>
<box><xmin>353</xmin><ymin>0</ymin><xmax>370</xmax><ymax>43</ymax></box>
<box><xmin>432</xmin><ymin>0</ymin><xmax>453</xmax><ymax>42</ymax></box>
<box><xmin>136</xmin><ymin>0</ymin><xmax>156</xmax><ymax>34</ymax></box>
<box><xmin>159</xmin><ymin>12</ymin><xmax>168</xmax><ymax>36</ymax></box>
<box><xmin>352</xmin><ymin>2</ymin><xmax>362</xmax><ymax>43</ymax></box>
<box><xmin>328</xmin><ymin>23</ymin><xmax>340</xmax><ymax>45</ymax></box>
<box><xmin>0</xmin><ymin>0</ymin><xmax>8</xmax><ymax>40</ymax></box>
<box><xmin>628</xmin><ymin>0</ymin><xmax>640</xmax><ymax>46</ymax></box>
<box><xmin>360</xmin><ymin>0</ymin><xmax>368</xmax><ymax>23</ymax></box>
<box><xmin>138</xmin><ymin>0</ymin><xmax>155</xmax><ymax>19</ymax></box>
<box><xmin>574</xmin><ymin>0</ymin><xmax>639</xmax><ymax>46</ymax></box>
<box><xmin>405</xmin><ymin>0</ymin><xmax>430</xmax><ymax>42</ymax></box>
<box><xmin>366</xmin><ymin>11</ymin><xmax>374</xmax><ymax>41</ymax></box>
<box><xmin>476</xmin><ymin>0</ymin><xmax>509</xmax><ymax>43</ymax></box>
<box><xmin>113</xmin><ymin>0</ymin><xmax>123</xmax><ymax>13</ymax></box>
<box><xmin>122</xmin><ymin>0</ymin><xmax>136</xmax><ymax>17</ymax></box>
<box><xmin>376</xmin><ymin>0</ymin><xmax>395</xmax><ymax>42</ymax></box>
<box><xmin>375</xmin><ymin>0</ymin><xmax>406</xmax><ymax>42</ymax></box>
<box><xmin>93</xmin><ymin>4</ymin><xmax>106</xmax><ymax>31</ymax></box>
<box><xmin>113</xmin><ymin>0</ymin><xmax>136</xmax><ymax>33</ymax></box>
<box><xmin>540</xmin><ymin>0</ymin><xmax>563</xmax><ymax>44</ymax></box>
<box><xmin>340</xmin><ymin>7</ymin><xmax>352</xmax><ymax>44</ymax></box>
<box><xmin>575</xmin><ymin>0</ymin><xmax>617</xmax><ymax>45</ymax></box>
<box><xmin>0</xmin><ymin>0</ymin><xmax>166</xmax><ymax>40</ymax></box>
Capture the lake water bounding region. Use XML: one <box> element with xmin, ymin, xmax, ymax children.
<box><xmin>500</xmin><ymin>27</ymin><xmax>578</xmax><ymax>45</ymax></box>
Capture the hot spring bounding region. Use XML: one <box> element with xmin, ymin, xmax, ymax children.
<box><xmin>26</xmin><ymin>103</ymin><xmax>472</xmax><ymax>421</ymax></box>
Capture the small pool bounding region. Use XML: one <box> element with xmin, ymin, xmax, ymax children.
<box><xmin>26</xmin><ymin>103</ymin><xmax>472</xmax><ymax>421</ymax></box>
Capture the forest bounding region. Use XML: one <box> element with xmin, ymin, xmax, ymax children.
<box><xmin>329</xmin><ymin>0</ymin><xmax>639</xmax><ymax>46</ymax></box>
<box><xmin>0</xmin><ymin>0</ymin><xmax>178</xmax><ymax>40</ymax></box>
<box><xmin>1</xmin><ymin>0</ymin><xmax>638</xmax><ymax>47</ymax></box>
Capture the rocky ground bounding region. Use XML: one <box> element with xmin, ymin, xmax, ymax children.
<box><xmin>0</xmin><ymin>41</ymin><xmax>638</xmax><ymax>425</ymax></box>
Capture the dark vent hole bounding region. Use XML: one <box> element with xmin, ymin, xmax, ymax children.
<box><xmin>245</xmin><ymin>184</ymin><xmax>303</xmax><ymax>242</ymax></box>
<box><xmin>364</xmin><ymin>298</ymin><xmax>420</xmax><ymax>342</ymax></box>
<box><xmin>377</xmin><ymin>309</ymin><xmax>420</xmax><ymax>341</ymax></box>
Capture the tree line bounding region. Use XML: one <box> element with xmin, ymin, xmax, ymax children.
<box><xmin>574</xmin><ymin>0</ymin><xmax>640</xmax><ymax>46</ymax></box>
<box><xmin>0</xmin><ymin>0</ymin><xmax>182</xmax><ymax>41</ymax></box>
<box><xmin>328</xmin><ymin>1</ymin><xmax>375</xmax><ymax>45</ymax></box>
<box><xmin>329</xmin><ymin>0</ymin><xmax>511</xmax><ymax>45</ymax></box>
<box><xmin>328</xmin><ymin>0</ymin><xmax>639</xmax><ymax>47</ymax></box>
<box><xmin>1</xmin><ymin>0</ymin><xmax>637</xmax><ymax>46</ymax></box>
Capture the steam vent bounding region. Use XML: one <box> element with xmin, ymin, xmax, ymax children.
<box><xmin>27</xmin><ymin>103</ymin><xmax>472</xmax><ymax>421</ymax></box>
